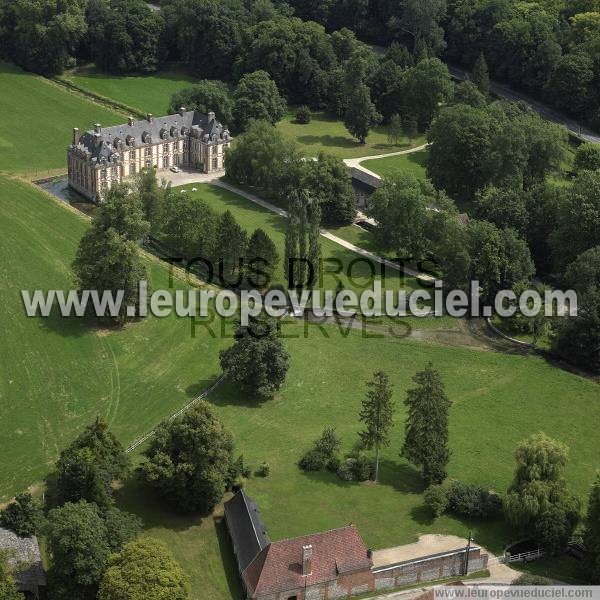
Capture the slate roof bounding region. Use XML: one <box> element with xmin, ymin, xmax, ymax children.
<box><xmin>75</xmin><ymin>110</ymin><xmax>228</xmax><ymax>161</ymax></box>
<box><xmin>224</xmin><ymin>490</ymin><xmax>270</xmax><ymax>574</ymax></box>
<box><xmin>243</xmin><ymin>525</ymin><xmax>372</xmax><ymax>598</ymax></box>
<box><xmin>0</xmin><ymin>527</ymin><xmax>46</xmax><ymax>589</ymax></box>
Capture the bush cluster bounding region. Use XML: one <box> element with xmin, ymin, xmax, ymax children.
<box><xmin>336</xmin><ymin>455</ymin><xmax>374</xmax><ymax>482</ymax></box>
<box><xmin>425</xmin><ymin>480</ymin><xmax>502</xmax><ymax>519</ymax></box>
<box><xmin>299</xmin><ymin>427</ymin><xmax>341</xmax><ymax>473</ymax></box>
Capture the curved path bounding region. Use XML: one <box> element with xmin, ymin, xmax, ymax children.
<box><xmin>214</xmin><ymin>179</ymin><xmax>435</xmax><ymax>282</ymax></box>
<box><xmin>344</xmin><ymin>143</ymin><xmax>429</xmax><ymax>179</ymax></box>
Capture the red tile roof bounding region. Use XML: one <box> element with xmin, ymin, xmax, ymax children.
<box><xmin>243</xmin><ymin>525</ymin><xmax>372</xmax><ymax>598</ymax></box>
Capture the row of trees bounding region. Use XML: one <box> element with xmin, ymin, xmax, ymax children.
<box><xmin>225</xmin><ymin>120</ymin><xmax>357</xmax><ymax>225</ymax></box>
<box><xmin>300</xmin><ymin>364</ymin><xmax>453</xmax><ymax>487</ymax></box>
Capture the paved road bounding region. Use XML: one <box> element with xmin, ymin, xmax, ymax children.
<box><xmin>448</xmin><ymin>64</ymin><xmax>600</xmax><ymax>144</ymax></box>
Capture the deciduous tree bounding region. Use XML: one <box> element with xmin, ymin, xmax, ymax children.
<box><xmin>0</xmin><ymin>551</ymin><xmax>22</xmax><ymax>600</ymax></box>
<box><xmin>504</xmin><ymin>433</ymin><xmax>580</xmax><ymax>554</ymax></box>
<box><xmin>583</xmin><ymin>473</ymin><xmax>600</xmax><ymax>583</ymax></box>
<box><xmin>344</xmin><ymin>84</ymin><xmax>381</xmax><ymax>144</ymax></box>
<box><xmin>0</xmin><ymin>492</ymin><xmax>43</xmax><ymax>538</ymax></box>
<box><xmin>168</xmin><ymin>80</ymin><xmax>234</xmax><ymax>125</ymax></box>
<box><xmin>98</xmin><ymin>538</ymin><xmax>190</xmax><ymax>600</ymax></box>
<box><xmin>220</xmin><ymin>316</ymin><xmax>290</xmax><ymax>401</ymax></box>
<box><xmin>141</xmin><ymin>401</ymin><xmax>234</xmax><ymax>513</ymax></box>
<box><xmin>232</xmin><ymin>70</ymin><xmax>287</xmax><ymax>131</ymax></box>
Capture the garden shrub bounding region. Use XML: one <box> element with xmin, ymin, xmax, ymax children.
<box><xmin>295</xmin><ymin>105</ymin><xmax>311</xmax><ymax>124</ymax></box>
<box><xmin>299</xmin><ymin>427</ymin><xmax>341</xmax><ymax>473</ymax></box>
<box><xmin>447</xmin><ymin>480</ymin><xmax>502</xmax><ymax>518</ymax></box>
<box><xmin>299</xmin><ymin>449</ymin><xmax>328</xmax><ymax>472</ymax></box>
<box><xmin>257</xmin><ymin>462</ymin><xmax>270</xmax><ymax>477</ymax></box>
<box><xmin>424</xmin><ymin>482</ymin><xmax>450</xmax><ymax>517</ymax></box>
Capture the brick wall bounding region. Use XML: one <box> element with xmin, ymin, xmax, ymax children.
<box><xmin>373</xmin><ymin>547</ymin><xmax>488</xmax><ymax>592</ymax></box>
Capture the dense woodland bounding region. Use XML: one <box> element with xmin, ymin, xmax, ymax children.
<box><xmin>2</xmin><ymin>0</ymin><xmax>600</xmax><ymax>127</ymax></box>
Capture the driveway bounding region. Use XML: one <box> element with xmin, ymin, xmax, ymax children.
<box><xmin>158</xmin><ymin>167</ymin><xmax>223</xmax><ymax>187</ymax></box>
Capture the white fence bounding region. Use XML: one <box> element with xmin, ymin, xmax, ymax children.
<box><xmin>503</xmin><ymin>549</ymin><xmax>545</xmax><ymax>563</ymax></box>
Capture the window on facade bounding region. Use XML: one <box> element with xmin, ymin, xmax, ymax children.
<box><xmin>163</xmin><ymin>143</ymin><xmax>169</xmax><ymax>153</ymax></box>
<box><xmin>101</xmin><ymin>169</ymin><xmax>107</xmax><ymax>179</ymax></box>
<box><xmin>212</xmin><ymin>157</ymin><xmax>218</xmax><ymax>170</ymax></box>
<box><xmin>130</xmin><ymin>163</ymin><xmax>136</xmax><ymax>175</ymax></box>
<box><xmin>163</xmin><ymin>156</ymin><xmax>169</xmax><ymax>168</ymax></box>
<box><xmin>145</xmin><ymin>147</ymin><xmax>152</xmax><ymax>156</ymax></box>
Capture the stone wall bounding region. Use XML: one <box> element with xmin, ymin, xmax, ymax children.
<box><xmin>372</xmin><ymin>547</ymin><xmax>488</xmax><ymax>592</ymax></box>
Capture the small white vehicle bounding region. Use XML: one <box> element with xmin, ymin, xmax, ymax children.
<box><xmin>170</xmin><ymin>166</ymin><xmax>180</xmax><ymax>173</ymax></box>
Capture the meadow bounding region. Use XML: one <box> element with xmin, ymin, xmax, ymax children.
<box><xmin>0</xmin><ymin>61</ymin><xmax>597</xmax><ymax>599</ymax></box>
<box><xmin>360</xmin><ymin>149</ymin><xmax>428</xmax><ymax>180</ymax></box>
<box><xmin>277</xmin><ymin>111</ymin><xmax>427</xmax><ymax>159</ymax></box>
<box><xmin>0</xmin><ymin>176</ymin><xmax>231</xmax><ymax>501</ymax></box>
<box><xmin>0</xmin><ymin>62</ymin><xmax>123</xmax><ymax>175</ymax></box>
<box><xmin>63</xmin><ymin>67</ymin><xmax>198</xmax><ymax>117</ymax></box>
<box><xmin>114</xmin><ymin>319</ymin><xmax>600</xmax><ymax>599</ymax></box>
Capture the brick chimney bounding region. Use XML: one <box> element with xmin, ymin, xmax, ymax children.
<box><xmin>128</xmin><ymin>116</ymin><xmax>134</xmax><ymax>126</ymax></box>
<box><xmin>72</xmin><ymin>127</ymin><xmax>80</xmax><ymax>145</ymax></box>
<box><xmin>179</xmin><ymin>106</ymin><xmax>186</xmax><ymax>116</ymax></box>
<box><xmin>147</xmin><ymin>113</ymin><xmax>153</xmax><ymax>123</ymax></box>
<box><xmin>302</xmin><ymin>544</ymin><xmax>312</xmax><ymax>576</ymax></box>
<box><xmin>94</xmin><ymin>123</ymin><xmax>101</xmax><ymax>133</ymax></box>
<box><xmin>208</xmin><ymin>111</ymin><xmax>215</xmax><ymax>122</ymax></box>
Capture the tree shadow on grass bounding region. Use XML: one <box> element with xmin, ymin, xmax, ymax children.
<box><xmin>214</xmin><ymin>516</ymin><xmax>244</xmax><ymax>600</ymax></box>
<box><xmin>297</xmin><ymin>134</ymin><xmax>359</xmax><ymax>149</ymax></box>
<box><xmin>115</xmin><ymin>474</ymin><xmax>208</xmax><ymax>533</ymax></box>
<box><xmin>409</xmin><ymin>503</ymin><xmax>435</xmax><ymax>527</ymax></box>
<box><xmin>377</xmin><ymin>459</ymin><xmax>425</xmax><ymax>494</ymax></box>
<box><xmin>206</xmin><ymin>378</ymin><xmax>271</xmax><ymax>409</ymax></box>
<box><xmin>184</xmin><ymin>374</ymin><xmax>224</xmax><ymax>399</ymax></box>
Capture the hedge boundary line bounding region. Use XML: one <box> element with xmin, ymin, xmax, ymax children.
<box><xmin>51</xmin><ymin>75</ymin><xmax>147</xmax><ymax>120</ymax></box>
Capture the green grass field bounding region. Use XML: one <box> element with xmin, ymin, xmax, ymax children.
<box><xmin>63</xmin><ymin>67</ymin><xmax>198</xmax><ymax>117</ymax></box>
<box><xmin>0</xmin><ymin>176</ymin><xmax>231</xmax><ymax>501</ymax></box>
<box><xmin>173</xmin><ymin>183</ymin><xmax>422</xmax><ymax>294</ymax></box>
<box><xmin>277</xmin><ymin>111</ymin><xmax>426</xmax><ymax>159</ymax></box>
<box><xmin>112</xmin><ymin>319</ymin><xmax>600</xmax><ymax>599</ymax></box>
<box><xmin>0</xmin><ymin>62</ymin><xmax>123</xmax><ymax>175</ymax></box>
<box><xmin>360</xmin><ymin>149</ymin><xmax>428</xmax><ymax>180</ymax></box>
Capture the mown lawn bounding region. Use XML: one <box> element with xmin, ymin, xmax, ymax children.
<box><xmin>0</xmin><ymin>62</ymin><xmax>123</xmax><ymax>175</ymax></box>
<box><xmin>116</xmin><ymin>319</ymin><xmax>600</xmax><ymax>599</ymax></box>
<box><xmin>3</xmin><ymin>177</ymin><xmax>600</xmax><ymax>599</ymax></box>
<box><xmin>0</xmin><ymin>176</ymin><xmax>231</xmax><ymax>501</ymax></box>
<box><xmin>276</xmin><ymin>111</ymin><xmax>426</xmax><ymax>159</ymax></box>
<box><xmin>173</xmin><ymin>183</ymin><xmax>422</xmax><ymax>294</ymax></box>
<box><xmin>360</xmin><ymin>149</ymin><xmax>429</xmax><ymax>180</ymax></box>
<box><xmin>64</xmin><ymin>67</ymin><xmax>198</xmax><ymax>116</ymax></box>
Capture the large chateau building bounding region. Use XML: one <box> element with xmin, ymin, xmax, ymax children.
<box><xmin>68</xmin><ymin>108</ymin><xmax>231</xmax><ymax>201</ymax></box>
